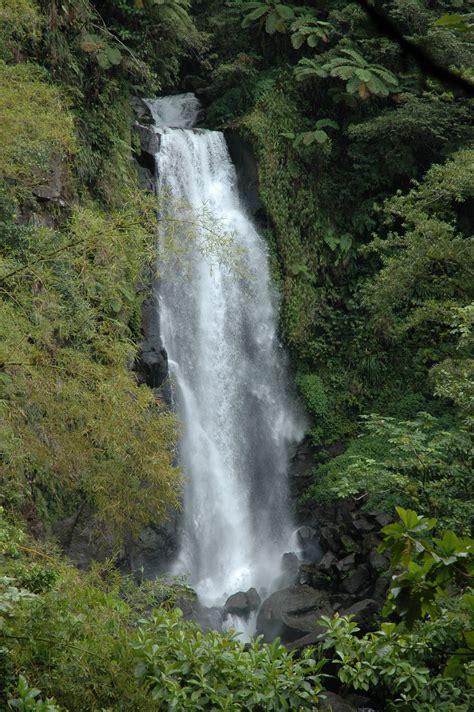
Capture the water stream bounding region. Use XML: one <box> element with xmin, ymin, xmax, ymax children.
<box><xmin>147</xmin><ymin>94</ymin><xmax>304</xmax><ymax>616</ymax></box>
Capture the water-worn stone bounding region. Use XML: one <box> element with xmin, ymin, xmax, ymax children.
<box><xmin>256</xmin><ymin>585</ymin><xmax>331</xmax><ymax>643</ymax></box>
<box><xmin>224</xmin><ymin>588</ymin><xmax>261</xmax><ymax>617</ymax></box>
<box><xmin>351</xmin><ymin>513</ymin><xmax>376</xmax><ymax>532</ymax></box>
<box><xmin>282</xmin><ymin>551</ymin><xmax>299</xmax><ymax>574</ymax></box>
<box><xmin>296</xmin><ymin>525</ymin><xmax>322</xmax><ymax>563</ymax></box>
<box><xmin>134</xmin><ymin>287</ymin><xmax>170</xmax><ymax>396</ymax></box>
<box><xmin>285</xmin><ymin>625</ymin><xmax>326</xmax><ymax>651</ymax></box>
<box><xmin>130</xmin><ymin>96</ymin><xmax>153</xmax><ymax>124</ymax></box>
<box><xmin>342</xmin><ymin>598</ymin><xmax>380</xmax><ymax>632</ymax></box>
<box><xmin>319</xmin><ymin>524</ymin><xmax>342</xmax><ymax>553</ymax></box>
<box><xmin>369</xmin><ymin>549</ymin><xmax>388</xmax><ymax>573</ymax></box>
<box><xmin>224</xmin><ymin>130</ymin><xmax>260</xmax><ymax>215</ymax></box>
<box><xmin>278</xmin><ymin>552</ymin><xmax>300</xmax><ymax>587</ymax></box>
<box><xmin>375</xmin><ymin>512</ymin><xmax>392</xmax><ymax>528</ymax></box>
<box><xmin>342</xmin><ymin>564</ymin><xmax>371</xmax><ymax>595</ymax></box>
<box><xmin>320</xmin><ymin>691</ymin><xmax>357</xmax><ymax>711</ymax></box>
<box><xmin>134</xmin><ymin>123</ymin><xmax>161</xmax><ymax>157</ymax></box>
<box><xmin>318</xmin><ymin>551</ymin><xmax>337</xmax><ymax>573</ymax></box>
<box><xmin>336</xmin><ymin>553</ymin><xmax>356</xmax><ymax>574</ymax></box>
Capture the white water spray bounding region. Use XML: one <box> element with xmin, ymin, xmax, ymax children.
<box><xmin>148</xmin><ymin>94</ymin><xmax>304</xmax><ymax>612</ymax></box>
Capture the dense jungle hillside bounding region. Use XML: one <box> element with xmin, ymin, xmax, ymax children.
<box><xmin>0</xmin><ymin>1</ymin><xmax>473</xmax><ymax>710</ymax></box>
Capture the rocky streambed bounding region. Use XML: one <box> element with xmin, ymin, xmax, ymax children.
<box><xmin>173</xmin><ymin>499</ymin><xmax>391</xmax><ymax>652</ymax></box>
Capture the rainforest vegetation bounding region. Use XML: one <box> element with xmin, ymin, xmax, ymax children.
<box><xmin>0</xmin><ymin>0</ymin><xmax>473</xmax><ymax>709</ymax></box>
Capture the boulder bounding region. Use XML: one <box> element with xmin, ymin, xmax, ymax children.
<box><xmin>285</xmin><ymin>625</ymin><xmax>326</xmax><ymax>651</ymax></box>
<box><xmin>198</xmin><ymin>605</ymin><xmax>224</xmax><ymax>632</ymax></box>
<box><xmin>342</xmin><ymin>564</ymin><xmax>371</xmax><ymax>595</ymax></box>
<box><xmin>134</xmin><ymin>287</ymin><xmax>170</xmax><ymax>397</ymax></box>
<box><xmin>351</xmin><ymin>513</ymin><xmax>376</xmax><ymax>533</ymax></box>
<box><xmin>224</xmin><ymin>130</ymin><xmax>260</xmax><ymax>215</ymax></box>
<box><xmin>320</xmin><ymin>691</ymin><xmax>357</xmax><ymax>711</ymax></box>
<box><xmin>375</xmin><ymin>512</ymin><xmax>392</xmax><ymax>528</ymax></box>
<box><xmin>318</xmin><ymin>551</ymin><xmax>338</xmax><ymax>574</ymax></box>
<box><xmin>256</xmin><ymin>585</ymin><xmax>331</xmax><ymax>643</ymax></box>
<box><xmin>335</xmin><ymin>553</ymin><xmax>356</xmax><ymax>574</ymax></box>
<box><xmin>319</xmin><ymin>524</ymin><xmax>343</xmax><ymax>554</ymax></box>
<box><xmin>330</xmin><ymin>593</ymin><xmax>358</xmax><ymax>612</ymax></box>
<box><xmin>224</xmin><ymin>588</ymin><xmax>261</xmax><ymax>618</ymax></box>
<box><xmin>361</xmin><ymin>532</ymin><xmax>382</xmax><ymax>554</ymax></box>
<box><xmin>277</xmin><ymin>552</ymin><xmax>300</xmax><ymax>588</ymax></box>
<box><xmin>369</xmin><ymin>549</ymin><xmax>388</xmax><ymax>573</ymax></box>
<box><xmin>125</xmin><ymin>516</ymin><xmax>180</xmax><ymax>578</ymax></box>
<box><xmin>341</xmin><ymin>598</ymin><xmax>380</xmax><ymax>632</ymax></box>
<box><xmin>33</xmin><ymin>154</ymin><xmax>66</xmax><ymax>202</ymax></box>
<box><xmin>282</xmin><ymin>551</ymin><xmax>299</xmax><ymax>575</ymax></box>
<box><xmin>339</xmin><ymin>534</ymin><xmax>361</xmax><ymax>555</ymax></box>
<box><xmin>130</xmin><ymin>96</ymin><xmax>153</xmax><ymax>124</ymax></box>
<box><xmin>298</xmin><ymin>564</ymin><xmax>330</xmax><ymax>590</ymax></box>
<box><xmin>373</xmin><ymin>574</ymin><xmax>390</xmax><ymax>602</ymax></box>
<box><xmin>134</xmin><ymin>123</ymin><xmax>161</xmax><ymax>157</ymax></box>
<box><xmin>291</xmin><ymin>526</ymin><xmax>322</xmax><ymax>564</ymax></box>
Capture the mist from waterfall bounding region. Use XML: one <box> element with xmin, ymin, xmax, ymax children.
<box><xmin>147</xmin><ymin>94</ymin><xmax>305</xmax><ymax>609</ymax></box>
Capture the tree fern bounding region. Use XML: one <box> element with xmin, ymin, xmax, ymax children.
<box><xmin>295</xmin><ymin>48</ymin><xmax>399</xmax><ymax>99</ymax></box>
<box><xmin>238</xmin><ymin>1</ymin><xmax>297</xmax><ymax>35</ymax></box>
<box><xmin>290</xmin><ymin>16</ymin><xmax>332</xmax><ymax>49</ymax></box>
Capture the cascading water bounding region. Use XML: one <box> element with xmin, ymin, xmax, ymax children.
<box><xmin>147</xmin><ymin>93</ymin><xmax>304</xmax><ymax>617</ymax></box>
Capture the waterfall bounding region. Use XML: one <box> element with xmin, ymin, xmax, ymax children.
<box><xmin>147</xmin><ymin>94</ymin><xmax>304</xmax><ymax>611</ymax></box>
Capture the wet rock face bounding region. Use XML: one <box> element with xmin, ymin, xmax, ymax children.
<box><xmin>134</xmin><ymin>287</ymin><xmax>170</xmax><ymax>396</ymax></box>
<box><xmin>130</xmin><ymin>96</ymin><xmax>153</xmax><ymax>125</ymax></box>
<box><xmin>131</xmin><ymin>97</ymin><xmax>159</xmax><ymax>192</ymax></box>
<box><xmin>268</xmin><ymin>499</ymin><xmax>393</xmax><ymax>652</ymax></box>
<box><xmin>294</xmin><ymin>506</ymin><xmax>391</xmax><ymax>603</ymax></box>
<box><xmin>224</xmin><ymin>588</ymin><xmax>261</xmax><ymax>618</ymax></box>
<box><xmin>320</xmin><ymin>692</ymin><xmax>357</xmax><ymax>712</ymax></box>
<box><xmin>256</xmin><ymin>585</ymin><xmax>331</xmax><ymax>643</ymax></box>
<box><xmin>224</xmin><ymin>130</ymin><xmax>260</xmax><ymax>216</ymax></box>
<box><xmin>53</xmin><ymin>505</ymin><xmax>180</xmax><ymax>577</ymax></box>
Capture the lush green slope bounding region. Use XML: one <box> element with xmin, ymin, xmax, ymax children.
<box><xmin>196</xmin><ymin>0</ymin><xmax>474</xmax><ymax>533</ymax></box>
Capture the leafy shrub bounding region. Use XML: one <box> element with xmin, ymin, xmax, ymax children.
<box><xmin>318</xmin><ymin>509</ymin><xmax>474</xmax><ymax>710</ymax></box>
<box><xmin>7</xmin><ymin>675</ymin><xmax>61</xmax><ymax>712</ymax></box>
<box><xmin>131</xmin><ymin>607</ymin><xmax>324</xmax><ymax>710</ymax></box>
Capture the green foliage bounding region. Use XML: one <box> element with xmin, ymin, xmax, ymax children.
<box><xmin>320</xmin><ymin>611</ymin><xmax>474</xmax><ymax>710</ymax></box>
<box><xmin>317</xmin><ymin>511</ymin><xmax>474</xmax><ymax>710</ymax></box>
<box><xmin>295</xmin><ymin>48</ymin><xmax>399</xmax><ymax>99</ymax></box>
<box><xmin>239</xmin><ymin>1</ymin><xmax>297</xmax><ymax>35</ymax></box>
<box><xmin>0</xmin><ymin>512</ymin><xmax>327</xmax><ymax>710</ymax></box>
<box><xmin>0</xmin><ymin>0</ymin><xmax>42</xmax><ymax>60</ymax></box>
<box><xmin>132</xmin><ymin>607</ymin><xmax>324</xmax><ymax>710</ymax></box>
<box><xmin>79</xmin><ymin>32</ymin><xmax>123</xmax><ymax>70</ymax></box>
<box><xmin>0</xmin><ymin>193</ymin><xmax>181</xmax><ymax>539</ymax></box>
<box><xmin>290</xmin><ymin>15</ymin><xmax>332</xmax><ymax>50</ymax></box>
<box><xmin>381</xmin><ymin>507</ymin><xmax>474</xmax><ymax>623</ymax></box>
<box><xmin>436</xmin><ymin>13</ymin><xmax>474</xmax><ymax>33</ymax></box>
<box><xmin>309</xmin><ymin>412</ymin><xmax>473</xmax><ymax>532</ymax></box>
<box><xmin>281</xmin><ymin>118</ymin><xmax>339</xmax><ymax>151</ymax></box>
<box><xmin>0</xmin><ymin>61</ymin><xmax>75</xmax><ymax>193</ymax></box>
<box><xmin>7</xmin><ymin>675</ymin><xmax>61</xmax><ymax>712</ymax></box>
